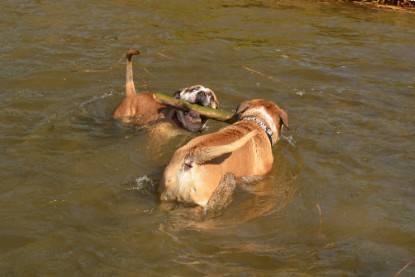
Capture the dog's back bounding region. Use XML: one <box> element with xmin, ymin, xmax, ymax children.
<box><xmin>159</xmin><ymin>123</ymin><xmax>274</xmax><ymax>207</ymax></box>
<box><xmin>114</xmin><ymin>92</ymin><xmax>168</xmax><ymax>124</ymax></box>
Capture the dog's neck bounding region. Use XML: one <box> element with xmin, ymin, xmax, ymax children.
<box><xmin>241</xmin><ymin>116</ymin><xmax>274</xmax><ymax>146</ymax></box>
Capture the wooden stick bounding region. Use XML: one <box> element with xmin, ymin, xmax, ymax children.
<box><xmin>394</xmin><ymin>258</ymin><xmax>415</xmax><ymax>277</ymax></box>
<box><xmin>153</xmin><ymin>93</ymin><xmax>239</xmax><ymax>124</ymax></box>
<box><xmin>242</xmin><ymin>65</ymin><xmax>285</xmax><ymax>85</ymax></box>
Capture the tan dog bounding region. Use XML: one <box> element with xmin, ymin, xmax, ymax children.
<box><xmin>113</xmin><ymin>49</ymin><xmax>219</xmax><ymax>133</ymax></box>
<box><xmin>159</xmin><ymin>99</ymin><xmax>289</xmax><ymax>210</ymax></box>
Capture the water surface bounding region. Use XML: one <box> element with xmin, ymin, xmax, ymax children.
<box><xmin>1</xmin><ymin>0</ymin><xmax>414</xmax><ymax>276</ymax></box>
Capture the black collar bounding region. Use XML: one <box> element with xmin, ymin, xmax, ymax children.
<box><xmin>242</xmin><ymin>116</ymin><xmax>274</xmax><ymax>146</ymax></box>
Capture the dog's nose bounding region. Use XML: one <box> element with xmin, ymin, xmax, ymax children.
<box><xmin>197</xmin><ymin>93</ymin><xmax>210</xmax><ymax>106</ymax></box>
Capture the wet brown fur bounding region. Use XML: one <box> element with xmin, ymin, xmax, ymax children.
<box><xmin>113</xmin><ymin>49</ymin><xmax>219</xmax><ymax>136</ymax></box>
<box><xmin>159</xmin><ymin>99</ymin><xmax>289</xmax><ymax>208</ymax></box>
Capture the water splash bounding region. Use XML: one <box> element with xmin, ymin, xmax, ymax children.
<box><xmin>78</xmin><ymin>91</ymin><xmax>113</xmax><ymax>108</ymax></box>
<box><xmin>279</xmin><ymin>135</ymin><xmax>296</xmax><ymax>147</ymax></box>
<box><xmin>134</xmin><ymin>175</ymin><xmax>155</xmax><ymax>191</ymax></box>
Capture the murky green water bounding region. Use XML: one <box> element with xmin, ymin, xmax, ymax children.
<box><xmin>1</xmin><ymin>0</ymin><xmax>414</xmax><ymax>276</ymax></box>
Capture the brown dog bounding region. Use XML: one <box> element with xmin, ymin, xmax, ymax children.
<box><xmin>113</xmin><ymin>49</ymin><xmax>219</xmax><ymax>133</ymax></box>
<box><xmin>159</xmin><ymin>99</ymin><xmax>289</xmax><ymax>210</ymax></box>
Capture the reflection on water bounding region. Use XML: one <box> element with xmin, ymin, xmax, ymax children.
<box><xmin>1</xmin><ymin>0</ymin><xmax>414</xmax><ymax>276</ymax></box>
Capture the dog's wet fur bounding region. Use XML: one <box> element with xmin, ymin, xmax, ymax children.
<box><xmin>159</xmin><ymin>99</ymin><xmax>289</xmax><ymax>214</ymax></box>
<box><xmin>113</xmin><ymin>49</ymin><xmax>219</xmax><ymax>135</ymax></box>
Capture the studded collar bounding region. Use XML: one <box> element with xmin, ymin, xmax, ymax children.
<box><xmin>241</xmin><ymin>116</ymin><xmax>274</xmax><ymax>146</ymax></box>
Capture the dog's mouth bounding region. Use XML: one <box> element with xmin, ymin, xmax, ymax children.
<box><xmin>176</xmin><ymin>110</ymin><xmax>207</xmax><ymax>132</ymax></box>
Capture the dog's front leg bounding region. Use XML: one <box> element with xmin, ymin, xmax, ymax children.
<box><xmin>203</xmin><ymin>173</ymin><xmax>236</xmax><ymax>218</ymax></box>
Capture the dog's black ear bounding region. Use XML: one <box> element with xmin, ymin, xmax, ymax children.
<box><xmin>172</xmin><ymin>90</ymin><xmax>181</xmax><ymax>99</ymax></box>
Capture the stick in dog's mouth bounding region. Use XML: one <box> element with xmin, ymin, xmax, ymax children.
<box><xmin>153</xmin><ymin>93</ymin><xmax>238</xmax><ymax>124</ymax></box>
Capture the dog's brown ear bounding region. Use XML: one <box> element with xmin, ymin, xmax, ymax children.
<box><xmin>210</xmin><ymin>93</ymin><xmax>219</xmax><ymax>109</ymax></box>
<box><xmin>278</xmin><ymin>108</ymin><xmax>289</xmax><ymax>129</ymax></box>
<box><xmin>236</xmin><ymin>100</ymin><xmax>251</xmax><ymax>115</ymax></box>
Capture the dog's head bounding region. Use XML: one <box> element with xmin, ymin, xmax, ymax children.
<box><xmin>236</xmin><ymin>99</ymin><xmax>289</xmax><ymax>144</ymax></box>
<box><xmin>172</xmin><ymin>85</ymin><xmax>219</xmax><ymax>132</ymax></box>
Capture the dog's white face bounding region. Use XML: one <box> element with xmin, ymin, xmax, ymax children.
<box><xmin>173</xmin><ymin>85</ymin><xmax>219</xmax><ymax>132</ymax></box>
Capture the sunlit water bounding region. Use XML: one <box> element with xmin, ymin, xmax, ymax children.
<box><xmin>1</xmin><ymin>0</ymin><xmax>414</xmax><ymax>276</ymax></box>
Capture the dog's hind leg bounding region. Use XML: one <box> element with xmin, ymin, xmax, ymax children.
<box><xmin>125</xmin><ymin>49</ymin><xmax>140</xmax><ymax>97</ymax></box>
<box><xmin>203</xmin><ymin>173</ymin><xmax>236</xmax><ymax>218</ymax></box>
